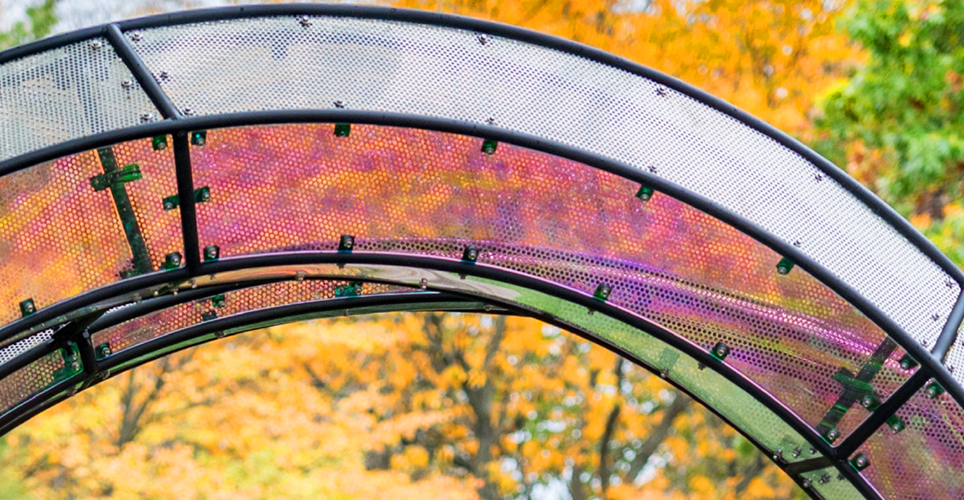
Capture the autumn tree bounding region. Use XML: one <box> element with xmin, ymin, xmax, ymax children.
<box><xmin>816</xmin><ymin>0</ymin><xmax>964</xmax><ymax>262</ymax></box>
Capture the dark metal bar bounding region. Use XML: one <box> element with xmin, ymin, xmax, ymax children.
<box><xmin>0</xmin><ymin>4</ymin><xmax>957</xmax><ymax>288</ymax></box>
<box><xmin>173</xmin><ymin>131</ymin><xmax>201</xmax><ymax>273</ymax></box>
<box><xmin>934</xmin><ymin>290</ymin><xmax>964</xmax><ymax>360</ymax></box>
<box><xmin>835</xmin><ymin>368</ymin><xmax>931</xmax><ymax>458</ymax></box>
<box><xmin>0</xmin><ymin>375</ymin><xmax>81</xmax><ymax>437</ymax></box>
<box><xmin>784</xmin><ymin>456</ymin><xmax>834</xmax><ymax>476</ymax></box>
<box><xmin>96</xmin><ymin>147</ymin><xmax>154</xmax><ymax>275</ymax></box>
<box><xmin>104</xmin><ymin>24</ymin><xmax>182</xmax><ymax>120</ymax></box>
<box><xmin>816</xmin><ymin>338</ymin><xmax>897</xmax><ymax>436</ymax></box>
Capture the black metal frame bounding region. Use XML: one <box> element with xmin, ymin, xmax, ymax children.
<box><xmin>0</xmin><ymin>5</ymin><xmax>959</xmax><ymax>498</ymax></box>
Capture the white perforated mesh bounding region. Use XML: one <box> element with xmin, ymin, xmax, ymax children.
<box><xmin>0</xmin><ymin>37</ymin><xmax>158</xmax><ymax>162</ymax></box>
<box><xmin>125</xmin><ymin>16</ymin><xmax>955</xmax><ymax>348</ymax></box>
<box><xmin>0</xmin><ymin>328</ymin><xmax>53</xmax><ymax>366</ymax></box>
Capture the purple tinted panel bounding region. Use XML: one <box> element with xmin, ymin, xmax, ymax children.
<box><xmin>190</xmin><ymin>123</ymin><xmax>908</xmax><ymax>438</ymax></box>
<box><xmin>92</xmin><ymin>279</ymin><xmax>406</xmax><ymax>353</ymax></box>
<box><xmin>0</xmin><ymin>137</ymin><xmax>181</xmax><ymax>334</ymax></box>
<box><xmin>856</xmin><ymin>387</ymin><xmax>964</xmax><ymax>499</ymax></box>
<box><xmin>0</xmin><ymin>350</ymin><xmax>65</xmax><ymax>414</ymax></box>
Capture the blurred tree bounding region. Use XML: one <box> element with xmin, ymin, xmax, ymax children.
<box><xmin>815</xmin><ymin>0</ymin><xmax>964</xmax><ymax>262</ymax></box>
<box><xmin>393</xmin><ymin>0</ymin><xmax>861</xmax><ymax>139</ymax></box>
<box><xmin>0</xmin><ymin>314</ymin><xmax>802</xmax><ymax>499</ymax></box>
<box><xmin>0</xmin><ymin>0</ymin><xmax>57</xmax><ymax>50</ymax></box>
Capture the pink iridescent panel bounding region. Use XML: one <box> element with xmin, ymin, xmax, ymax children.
<box><xmin>189</xmin><ymin>124</ymin><xmax>912</xmax><ymax>438</ymax></box>
<box><xmin>0</xmin><ymin>138</ymin><xmax>181</xmax><ymax>330</ymax></box>
<box><xmin>856</xmin><ymin>388</ymin><xmax>964</xmax><ymax>498</ymax></box>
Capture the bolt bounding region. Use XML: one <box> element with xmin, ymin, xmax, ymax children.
<box><xmin>204</xmin><ymin>245</ymin><xmax>219</xmax><ymax>260</ymax></box>
<box><xmin>814</xmin><ymin>173</ymin><xmax>823</xmax><ymax>181</ymax></box>
<box><xmin>299</xmin><ymin>15</ymin><xmax>312</xmax><ymax>27</ymax></box>
<box><xmin>801</xmin><ymin>478</ymin><xmax>811</xmax><ymax>489</ymax></box>
<box><xmin>159</xmin><ymin>71</ymin><xmax>170</xmax><ymax>80</ymax></box>
<box><xmin>926</xmin><ymin>386</ymin><xmax>938</xmax><ymax>398</ymax></box>
<box><xmin>655</xmin><ymin>87</ymin><xmax>667</xmax><ymax>97</ymax></box>
<box><xmin>714</xmin><ymin>344</ymin><xmax>729</xmax><ymax>358</ymax></box>
<box><xmin>23</xmin><ymin>302</ymin><xmax>34</xmax><ymax>314</ymax></box>
<box><xmin>122</xmin><ymin>79</ymin><xmax>134</xmax><ymax>89</ymax></box>
<box><xmin>70</xmin><ymin>361</ymin><xmax>80</xmax><ymax>372</ymax></box>
<box><xmin>420</xmin><ymin>278</ymin><xmax>428</xmax><ymax>290</ymax></box>
<box><xmin>861</xmin><ymin>395</ymin><xmax>874</xmax><ymax>408</ymax></box>
<box><xmin>130</xmin><ymin>31</ymin><xmax>143</xmax><ymax>42</ymax></box>
<box><xmin>183</xmin><ymin>108</ymin><xmax>195</xmax><ymax>116</ymax></box>
<box><xmin>826</xmin><ymin>428</ymin><xmax>839</xmax><ymax>442</ymax></box>
<box><xmin>477</xmin><ymin>34</ymin><xmax>488</xmax><ymax>45</ymax></box>
<box><xmin>793</xmin><ymin>240</ymin><xmax>801</xmax><ymax>247</ymax></box>
<box><xmin>891</xmin><ymin>422</ymin><xmax>903</xmax><ymax>432</ymax></box>
<box><xmin>648</xmin><ymin>165</ymin><xmax>658</xmax><ymax>173</ymax></box>
<box><xmin>190</xmin><ymin>279</ymin><xmax>197</xmax><ymax>289</ymax></box>
<box><xmin>819</xmin><ymin>474</ymin><xmax>831</xmax><ymax>484</ymax></box>
<box><xmin>163</xmin><ymin>200</ymin><xmax>175</xmax><ymax>210</ymax></box>
<box><xmin>660</xmin><ymin>368</ymin><xmax>668</xmax><ymax>378</ymax></box>
<box><xmin>140</xmin><ymin>112</ymin><xmax>154</xmax><ymax>122</ymax></box>
<box><xmin>333</xmin><ymin>100</ymin><xmax>345</xmax><ymax>109</ymax></box>
<box><xmin>791</xmin><ymin>447</ymin><xmax>801</xmax><ymax>458</ymax></box>
<box><xmin>483</xmin><ymin>304</ymin><xmax>493</xmax><ymax>312</ymax></box>
<box><xmin>486</xmin><ymin>117</ymin><xmax>496</xmax><ymax>126</ymax></box>
<box><xmin>89</xmin><ymin>39</ymin><xmax>103</xmax><ymax>50</ymax></box>
<box><xmin>773</xmin><ymin>449</ymin><xmax>783</xmax><ymax>461</ymax></box>
<box><xmin>809</xmin><ymin>447</ymin><xmax>816</xmax><ymax>455</ymax></box>
<box><xmin>296</xmin><ymin>271</ymin><xmax>305</xmax><ymax>282</ymax></box>
<box><xmin>855</xmin><ymin>455</ymin><xmax>868</xmax><ymax>468</ymax></box>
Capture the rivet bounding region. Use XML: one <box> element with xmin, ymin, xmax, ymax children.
<box><xmin>660</xmin><ymin>368</ymin><xmax>668</xmax><ymax>378</ymax></box>
<box><xmin>121</xmin><ymin>79</ymin><xmax>134</xmax><ymax>89</ymax></box>
<box><xmin>946</xmin><ymin>280</ymin><xmax>955</xmax><ymax>289</ymax></box>
<box><xmin>130</xmin><ymin>31</ymin><xmax>143</xmax><ymax>42</ymax></box>
<box><xmin>70</xmin><ymin>361</ymin><xmax>81</xmax><ymax>372</ymax></box>
<box><xmin>655</xmin><ymin>87</ymin><xmax>667</xmax><ymax>97</ymax></box>
<box><xmin>172</xmin><ymin>289</ymin><xmax>178</xmax><ymax>296</ymax></box>
<box><xmin>485</xmin><ymin>117</ymin><xmax>496</xmax><ymax>126</ymax></box>
<box><xmin>793</xmin><ymin>240</ymin><xmax>801</xmax><ymax>247</ymax></box>
<box><xmin>776</xmin><ymin>257</ymin><xmax>794</xmax><ymax>275</ymax></box>
<box><xmin>203</xmin><ymin>245</ymin><xmax>220</xmax><ymax>262</ymax></box>
<box><xmin>809</xmin><ymin>447</ymin><xmax>816</xmax><ymax>455</ymax></box>
<box><xmin>647</xmin><ymin>165</ymin><xmax>658</xmax><ymax>174</ymax></box>
<box><xmin>299</xmin><ymin>15</ymin><xmax>312</xmax><ymax>27</ymax></box>
<box><xmin>477</xmin><ymin>33</ymin><xmax>488</xmax><ymax>45</ymax></box>
<box><xmin>420</xmin><ymin>278</ymin><xmax>428</xmax><ymax>290</ymax></box>
<box><xmin>814</xmin><ymin>173</ymin><xmax>823</xmax><ymax>181</ymax></box>
<box><xmin>338</xmin><ymin>235</ymin><xmax>355</xmax><ymax>252</ymax></box>
<box><xmin>333</xmin><ymin>100</ymin><xmax>346</xmax><ymax>109</ymax></box>
<box><xmin>791</xmin><ymin>447</ymin><xmax>801</xmax><ymax>458</ymax></box>
<box><xmin>711</xmin><ymin>342</ymin><xmax>729</xmax><ymax>361</ymax></box>
<box><xmin>819</xmin><ymin>474</ymin><xmax>831</xmax><ymax>485</ymax></box>
<box><xmin>800</xmin><ymin>478</ymin><xmax>811</xmax><ymax>489</ymax></box>
<box><xmin>636</xmin><ymin>185</ymin><xmax>654</xmax><ymax>202</ymax></box>
<box><xmin>89</xmin><ymin>39</ymin><xmax>103</xmax><ymax>50</ymax></box>
<box><xmin>158</xmin><ymin>71</ymin><xmax>170</xmax><ymax>81</ymax></box>
<box><xmin>594</xmin><ymin>284</ymin><xmax>612</xmax><ymax>301</ymax></box>
<box><xmin>825</xmin><ymin>428</ymin><xmax>840</xmax><ymax>443</ymax></box>
<box><xmin>483</xmin><ymin>304</ymin><xmax>493</xmax><ymax>312</ymax></box>
<box><xmin>462</xmin><ymin>245</ymin><xmax>478</xmax><ymax>263</ymax></box>
<box><xmin>183</xmin><ymin>108</ymin><xmax>195</xmax><ymax>116</ymax></box>
<box><xmin>773</xmin><ymin>448</ymin><xmax>783</xmax><ymax>461</ymax></box>
<box><xmin>19</xmin><ymin>299</ymin><xmax>36</xmax><ymax>317</ymax></box>
<box><xmin>190</xmin><ymin>279</ymin><xmax>197</xmax><ymax>289</ymax></box>
<box><xmin>140</xmin><ymin>112</ymin><xmax>154</xmax><ymax>122</ymax></box>
<box><xmin>296</xmin><ymin>271</ymin><xmax>306</xmax><ymax>282</ymax></box>
<box><xmin>851</xmin><ymin>453</ymin><xmax>869</xmax><ymax>471</ymax></box>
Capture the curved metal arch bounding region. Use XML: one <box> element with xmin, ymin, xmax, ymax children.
<box><xmin>0</xmin><ymin>6</ymin><xmax>959</xmax><ymax>499</ymax></box>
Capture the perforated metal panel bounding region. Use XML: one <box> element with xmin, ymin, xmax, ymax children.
<box><xmin>0</xmin><ymin>37</ymin><xmax>158</xmax><ymax>162</ymax></box>
<box><xmin>855</xmin><ymin>387</ymin><xmax>964</xmax><ymax>499</ymax></box>
<box><xmin>188</xmin><ymin>124</ymin><xmax>911</xmax><ymax>441</ymax></box>
<box><xmin>128</xmin><ymin>15</ymin><xmax>957</xmax><ymax>349</ymax></box>
<box><xmin>92</xmin><ymin>280</ymin><xmax>407</xmax><ymax>353</ymax></box>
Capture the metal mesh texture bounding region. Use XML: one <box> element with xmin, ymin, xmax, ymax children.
<box><xmin>91</xmin><ymin>280</ymin><xmax>407</xmax><ymax>354</ymax></box>
<box><xmin>188</xmin><ymin>123</ymin><xmax>910</xmax><ymax>440</ymax></box>
<box><xmin>0</xmin><ymin>136</ymin><xmax>181</xmax><ymax>327</ymax></box>
<box><xmin>940</xmin><ymin>324</ymin><xmax>964</xmax><ymax>386</ymax></box>
<box><xmin>0</xmin><ymin>328</ymin><xmax>53</xmax><ymax>366</ymax></box>
<box><xmin>855</xmin><ymin>386</ymin><xmax>964</xmax><ymax>499</ymax></box>
<box><xmin>801</xmin><ymin>467</ymin><xmax>866</xmax><ymax>500</ymax></box>
<box><xmin>0</xmin><ymin>37</ymin><xmax>157</xmax><ymax>162</ymax></box>
<box><xmin>126</xmin><ymin>15</ymin><xmax>955</xmax><ymax>349</ymax></box>
<box><xmin>0</xmin><ymin>350</ymin><xmax>65</xmax><ymax>415</ymax></box>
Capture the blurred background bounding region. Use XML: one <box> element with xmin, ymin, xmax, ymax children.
<box><xmin>0</xmin><ymin>0</ymin><xmax>961</xmax><ymax>498</ymax></box>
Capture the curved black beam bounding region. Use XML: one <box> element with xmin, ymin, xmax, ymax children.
<box><xmin>83</xmin><ymin>277</ymin><xmax>855</xmax><ymax>498</ymax></box>
<box><xmin>0</xmin><ymin>110</ymin><xmax>956</xmax><ymax>434</ymax></box>
<box><xmin>0</xmin><ymin>4</ymin><xmax>958</xmax><ymax>291</ymax></box>
<box><xmin>104</xmin><ymin>23</ymin><xmax>182</xmax><ymax>120</ymax></box>
<box><xmin>934</xmin><ymin>292</ymin><xmax>964</xmax><ymax>359</ymax></box>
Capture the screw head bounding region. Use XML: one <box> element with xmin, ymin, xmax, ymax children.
<box><xmin>420</xmin><ymin>278</ymin><xmax>428</xmax><ymax>290</ymax></box>
<box><xmin>791</xmin><ymin>447</ymin><xmax>801</xmax><ymax>458</ymax></box>
<box><xmin>22</xmin><ymin>302</ymin><xmax>34</xmax><ymax>314</ymax></box>
<box><xmin>159</xmin><ymin>71</ymin><xmax>170</xmax><ymax>80</ymax></box>
<box><xmin>163</xmin><ymin>200</ymin><xmax>174</xmax><ymax>210</ymax></box>
<box><xmin>183</xmin><ymin>108</ymin><xmax>195</xmax><ymax>116</ymax></box>
<box><xmin>140</xmin><ymin>112</ymin><xmax>154</xmax><ymax>122</ymax></box>
<box><xmin>801</xmin><ymin>478</ymin><xmax>811</xmax><ymax>489</ymax></box>
<box><xmin>203</xmin><ymin>245</ymin><xmax>220</xmax><ymax>261</ymax></box>
<box><xmin>477</xmin><ymin>34</ymin><xmax>488</xmax><ymax>45</ymax></box>
<box><xmin>299</xmin><ymin>15</ymin><xmax>312</xmax><ymax>27</ymax></box>
<box><xmin>861</xmin><ymin>395</ymin><xmax>874</xmax><ymax>408</ymax></box>
<box><xmin>660</xmin><ymin>368</ymin><xmax>668</xmax><ymax>378</ymax></box>
<box><xmin>130</xmin><ymin>31</ymin><xmax>143</xmax><ymax>42</ymax></box>
<box><xmin>122</xmin><ymin>79</ymin><xmax>134</xmax><ymax>89</ymax></box>
<box><xmin>826</xmin><ymin>428</ymin><xmax>839</xmax><ymax>442</ymax></box>
<box><xmin>70</xmin><ymin>361</ymin><xmax>81</xmax><ymax>372</ymax></box>
<box><xmin>333</xmin><ymin>100</ymin><xmax>345</xmax><ymax>109</ymax></box>
<box><xmin>855</xmin><ymin>455</ymin><xmax>868</xmax><ymax>467</ymax></box>
<box><xmin>339</xmin><ymin>235</ymin><xmax>354</xmax><ymax>250</ymax></box>
<box><xmin>714</xmin><ymin>344</ymin><xmax>729</xmax><ymax>358</ymax></box>
<box><xmin>891</xmin><ymin>422</ymin><xmax>903</xmax><ymax>432</ymax></box>
<box><xmin>655</xmin><ymin>86</ymin><xmax>667</xmax><ymax>97</ymax></box>
<box><xmin>89</xmin><ymin>39</ymin><xmax>103</xmax><ymax>50</ymax></box>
